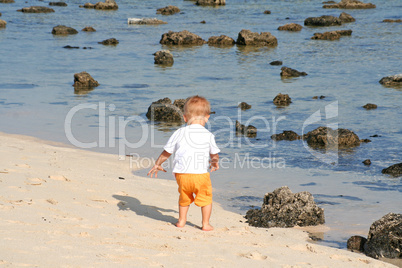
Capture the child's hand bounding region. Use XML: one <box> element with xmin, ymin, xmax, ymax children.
<box><xmin>210</xmin><ymin>162</ymin><xmax>219</xmax><ymax>172</ymax></box>
<box><xmin>147</xmin><ymin>165</ymin><xmax>167</xmax><ymax>178</ymax></box>
<box><xmin>209</xmin><ymin>153</ymin><xmax>219</xmax><ymax>172</ymax></box>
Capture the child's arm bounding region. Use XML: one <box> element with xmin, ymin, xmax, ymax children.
<box><xmin>209</xmin><ymin>153</ymin><xmax>219</xmax><ymax>172</ymax></box>
<box><xmin>147</xmin><ymin>150</ymin><xmax>172</xmax><ymax>178</ymax></box>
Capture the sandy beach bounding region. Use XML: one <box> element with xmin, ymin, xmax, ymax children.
<box><xmin>0</xmin><ymin>132</ymin><xmax>396</xmax><ymax>267</ymax></box>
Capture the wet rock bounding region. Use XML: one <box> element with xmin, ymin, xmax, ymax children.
<box><xmin>81</xmin><ymin>3</ymin><xmax>95</xmax><ymax>8</ymax></box>
<box><xmin>362</xmin><ymin>103</ymin><xmax>377</xmax><ymax>110</ymax></box>
<box><xmin>313</xmin><ymin>95</ymin><xmax>326</xmax><ymax>99</ymax></box>
<box><xmin>82</xmin><ymin>26</ymin><xmax>96</xmax><ymax>32</ymax></box>
<box><xmin>0</xmin><ymin>19</ymin><xmax>6</xmax><ymax>28</ymax></box>
<box><xmin>17</xmin><ymin>6</ymin><xmax>55</xmax><ymax>13</ymax></box>
<box><xmin>323</xmin><ymin>0</ymin><xmax>376</xmax><ymax>9</ymax></box>
<box><xmin>263</xmin><ymin>10</ymin><xmax>271</xmax><ymax>14</ymax></box>
<box><xmin>379</xmin><ymin>74</ymin><xmax>402</xmax><ymax>87</ymax></box>
<box><xmin>235</xmin><ymin>120</ymin><xmax>257</xmax><ymax>137</ymax></box>
<box><xmin>196</xmin><ymin>0</ymin><xmax>226</xmax><ymax>6</ymax></box>
<box><xmin>383</xmin><ymin>19</ymin><xmax>402</xmax><ymax>23</ymax></box>
<box><xmin>360</xmin><ymin>139</ymin><xmax>371</xmax><ymax>143</ymax></box>
<box><xmin>153</xmin><ymin>50</ymin><xmax>174</xmax><ymax>66</ymax></box>
<box><xmin>0</xmin><ymin>0</ymin><xmax>15</xmax><ymax>3</ymax></box>
<box><xmin>304</xmin><ymin>15</ymin><xmax>342</xmax><ymax>26</ymax></box>
<box><xmin>49</xmin><ymin>2</ymin><xmax>67</xmax><ymax>6</ymax></box>
<box><xmin>364</xmin><ymin>213</ymin><xmax>402</xmax><ymax>259</ymax></box>
<box><xmin>160</xmin><ymin>30</ymin><xmax>206</xmax><ymax>46</ymax></box>
<box><xmin>173</xmin><ymin>99</ymin><xmax>186</xmax><ymax>111</ymax></box>
<box><xmin>146</xmin><ymin>98</ymin><xmax>184</xmax><ymax>122</ymax></box>
<box><xmin>73</xmin><ymin>72</ymin><xmax>99</xmax><ymax>89</ymax></box>
<box><xmin>311</xmin><ymin>31</ymin><xmax>341</xmax><ymax>40</ymax></box>
<box><xmin>271</xmin><ymin>131</ymin><xmax>300</xmax><ymax>141</ymax></box>
<box><xmin>273</xmin><ymin>93</ymin><xmax>292</xmax><ymax>106</ymax></box>
<box><xmin>280</xmin><ymin>67</ymin><xmax>307</xmax><ymax>77</ymax></box>
<box><xmin>347</xmin><ymin>235</ymin><xmax>367</xmax><ymax>252</ymax></box>
<box><xmin>52</xmin><ymin>25</ymin><xmax>78</xmax><ymax>35</ymax></box>
<box><xmin>236</xmin><ymin>29</ymin><xmax>278</xmax><ymax>47</ymax></box>
<box><xmin>381</xmin><ymin>163</ymin><xmax>402</xmax><ymax>177</ymax></box>
<box><xmin>94</xmin><ymin>0</ymin><xmax>118</xmax><ymax>10</ymax></box>
<box><xmin>63</xmin><ymin>45</ymin><xmax>80</xmax><ymax>49</ymax></box>
<box><xmin>339</xmin><ymin>12</ymin><xmax>355</xmax><ymax>22</ymax></box>
<box><xmin>278</xmin><ymin>23</ymin><xmax>302</xmax><ymax>31</ymax></box>
<box><xmin>98</xmin><ymin>38</ymin><xmax>119</xmax><ymax>45</ymax></box>
<box><xmin>156</xmin><ymin>5</ymin><xmax>180</xmax><ymax>15</ymax></box>
<box><xmin>208</xmin><ymin>35</ymin><xmax>235</xmax><ymax>46</ymax></box>
<box><xmin>245</xmin><ymin>186</ymin><xmax>325</xmax><ymax>228</ymax></box>
<box><xmin>127</xmin><ymin>18</ymin><xmax>167</xmax><ymax>25</ymax></box>
<box><xmin>270</xmin><ymin>60</ymin><xmax>282</xmax><ymax>66</ymax></box>
<box><xmin>362</xmin><ymin>159</ymin><xmax>371</xmax><ymax>165</ymax></box>
<box><xmin>303</xmin><ymin>126</ymin><xmax>361</xmax><ymax>148</ymax></box>
<box><xmin>238</xmin><ymin>102</ymin><xmax>251</xmax><ymax>110</ymax></box>
<box><xmin>200</xmin><ymin>20</ymin><xmax>206</xmax><ymax>24</ymax></box>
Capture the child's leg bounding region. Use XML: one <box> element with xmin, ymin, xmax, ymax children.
<box><xmin>176</xmin><ymin>204</ymin><xmax>189</xmax><ymax>228</ymax></box>
<box><xmin>201</xmin><ymin>204</ymin><xmax>213</xmax><ymax>231</ymax></box>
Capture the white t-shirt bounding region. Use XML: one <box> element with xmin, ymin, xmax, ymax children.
<box><xmin>163</xmin><ymin>124</ymin><xmax>220</xmax><ymax>174</ymax></box>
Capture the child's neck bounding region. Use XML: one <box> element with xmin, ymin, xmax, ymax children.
<box><xmin>187</xmin><ymin>119</ymin><xmax>206</xmax><ymax>126</ymax></box>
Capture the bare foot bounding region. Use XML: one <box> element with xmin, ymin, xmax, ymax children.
<box><xmin>176</xmin><ymin>220</ymin><xmax>186</xmax><ymax>228</ymax></box>
<box><xmin>202</xmin><ymin>224</ymin><xmax>214</xmax><ymax>231</ymax></box>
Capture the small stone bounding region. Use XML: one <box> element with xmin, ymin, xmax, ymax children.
<box><xmin>200</xmin><ymin>20</ymin><xmax>206</xmax><ymax>24</ymax></box>
<box><xmin>264</xmin><ymin>10</ymin><xmax>271</xmax><ymax>14</ymax></box>
<box><xmin>280</xmin><ymin>67</ymin><xmax>307</xmax><ymax>77</ymax></box>
<box><xmin>270</xmin><ymin>61</ymin><xmax>282</xmax><ymax>66</ymax></box>
<box><xmin>273</xmin><ymin>93</ymin><xmax>292</xmax><ymax>106</ymax></box>
<box><xmin>156</xmin><ymin>5</ymin><xmax>180</xmax><ymax>15</ymax></box>
<box><xmin>49</xmin><ymin>2</ymin><xmax>67</xmax><ymax>6</ymax></box>
<box><xmin>82</xmin><ymin>26</ymin><xmax>96</xmax><ymax>32</ymax></box>
<box><xmin>362</xmin><ymin>103</ymin><xmax>377</xmax><ymax>110</ymax></box>
<box><xmin>362</xmin><ymin>159</ymin><xmax>371</xmax><ymax>165</ymax></box>
<box><xmin>238</xmin><ymin>102</ymin><xmax>251</xmax><ymax>110</ymax></box>
<box><xmin>154</xmin><ymin>50</ymin><xmax>174</xmax><ymax>66</ymax></box>
<box><xmin>73</xmin><ymin>72</ymin><xmax>99</xmax><ymax>89</ymax></box>
<box><xmin>98</xmin><ymin>38</ymin><xmax>119</xmax><ymax>45</ymax></box>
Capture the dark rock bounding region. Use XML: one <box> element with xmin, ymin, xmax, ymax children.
<box><xmin>364</xmin><ymin>213</ymin><xmax>402</xmax><ymax>259</ymax></box>
<box><xmin>17</xmin><ymin>6</ymin><xmax>55</xmax><ymax>13</ymax></box>
<box><xmin>264</xmin><ymin>10</ymin><xmax>271</xmax><ymax>14</ymax></box>
<box><xmin>303</xmin><ymin>126</ymin><xmax>361</xmax><ymax>148</ymax></box>
<box><xmin>278</xmin><ymin>23</ymin><xmax>302</xmax><ymax>31</ymax></box>
<box><xmin>200</xmin><ymin>20</ymin><xmax>206</xmax><ymax>24</ymax></box>
<box><xmin>0</xmin><ymin>19</ymin><xmax>6</xmax><ymax>28</ymax></box>
<box><xmin>81</xmin><ymin>3</ymin><xmax>95</xmax><ymax>8</ymax></box>
<box><xmin>63</xmin><ymin>45</ymin><xmax>80</xmax><ymax>49</ymax></box>
<box><xmin>154</xmin><ymin>50</ymin><xmax>174</xmax><ymax>66</ymax></box>
<box><xmin>127</xmin><ymin>18</ymin><xmax>167</xmax><ymax>25</ymax></box>
<box><xmin>146</xmin><ymin>98</ymin><xmax>184</xmax><ymax>122</ymax></box>
<box><xmin>383</xmin><ymin>19</ymin><xmax>402</xmax><ymax>23</ymax></box>
<box><xmin>323</xmin><ymin>0</ymin><xmax>376</xmax><ymax>9</ymax></box>
<box><xmin>245</xmin><ymin>186</ymin><xmax>325</xmax><ymax>228</ymax></box>
<box><xmin>313</xmin><ymin>95</ymin><xmax>326</xmax><ymax>99</ymax></box>
<box><xmin>49</xmin><ymin>2</ymin><xmax>67</xmax><ymax>6</ymax></box>
<box><xmin>381</xmin><ymin>163</ymin><xmax>402</xmax><ymax>177</ymax></box>
<box><xmin>196</xmin><ymin>0</ymin><xmax>225</xmax><ymax>6</ymax></box>
<box><xmin>360</xmin><ymin>139</ymin><xmax>371</xmax><ymax>143</ymax></box>
<box><xmin>304</xmin><ymin>15</ymin><xmax>342</xmax><ymax>26</ymax></box>
<box><xmin>160</xmin><ymin>30</ymin><xmax>206</xmax><ymax>46</ymax></box>
<box><xmin>337</xmin><ymin>29</ymin><xmax>352</xmax><ymax>36</ymax></box>
<box><xmin>156</xmin><ymin>5</ymin><xmax>180</xmax><ymax>15</ymax></box>
<box><xmin>370</xmin><ymin>134</ymin><xmax>380</xmax><ymax>137</ymax></box>
<box><xmin>363</xmin><ymin>103</ymin><xmax>377</xmax><ymax>110</ymax></box>
<box><xmin>270</xmin><ymin>61</ymin><xmax>282</xmax><ymax>66</ymax></box>
<box><xmin>82</xmin><ymin>26</ymin><xmax>96</xmax><ymax>32</ymax></box>
<box><xmin>280</xmin><ymin>67</ymin><xmax>307</xmax><ymax>77</ymax></box>
<box><xmin>379</xmin><ymin>74</ymin><xmax>402</xmax><ymax>87</ymax></box>
<box><xmin>236</xmin><ymin>29</ymin><xmax>278</xmax><ymax>47</ymax></box>
<box><xmin>347</xmin><ymin>235</ymin><xmax>367</xmax><ymax>252</ymax></box>
<box><xmin>339</xmin><ymin>12</ymin><xmax>355</xmax><ymax>22</ymax></box>
<box><xmin>98</xmin><ymin>38</ymin><xmax>119</xmax><ymax>45</ymax></box>
<box><xmin>362</xmin><ymin>159</ymin><xmax>371</xmax><ymax>165</ymax></box>
<box><xmin>311</xmin><ymin>31</ymin><xmax>341</xmax><ymax>40</ymax></box>
<box><xmin>273</xmin><ymin>93</ymin><xmax>292</xmax><ymax>106</ymax></box>
<box><xmin>208</xmin><ymin>35</ymin><xmax>235</xmax><ymax>46</ymax></box>
<box><xmin>173</xmin><ymin>99</ymin><xmax>186</xmax><ymax>111</ymax></box>
<box><xmin>94</xmin><ymin>0</ymin><xmax>118</xmax><ymax>10</ymax></box>
<box><xmin>235</xmin><ymin>120</ymin><xmax>257</xmax><ymax>138</ymax></box>
<box><xmin>0</xmin><ymin>0</ymin><xmax>15</xmax><ymax>3</ymax></box>
<box><xmin>73</xmin><ymin>72</ymin><xmax>99</xmax><ymax>89</ymax></box>
<box><xmin>238</xmin><ymin>102</ymin><xmax>251</xmax><ymax>110</ymax></box>
<box><xmin>52</xmin><ymin>25</ymin><xmax>78</xmax><ymax>35</ymax></box>
<box><xmin>271</xmin><ymin>131</ymin><xmax>300</xmax><ymax>141</ymax></box>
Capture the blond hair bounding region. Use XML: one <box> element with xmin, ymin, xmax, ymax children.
<box><xmin>184</xmin><ymin>95</ymin><xmax>211</xmax><ymax>120</ymax></box>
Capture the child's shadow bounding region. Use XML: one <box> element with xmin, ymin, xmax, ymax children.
<box><xmin>112</xmin><ymin>195</ymin><xmax>198</xmax><ymax>228</ymax></box>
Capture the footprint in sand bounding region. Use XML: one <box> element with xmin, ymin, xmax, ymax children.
<box><xmin>239</xmin><ymin>251</ymin><xmax>268</xmax><ymax>260</ymax></box>
<box><xmin>48</xmin><ymin>175</ymin><xmax>70</xmax><ymax>182</ymax></box>
<box><xmin>15</xmin><ymin>164</ymin><xmax>31</xmax><ymax>168</ymax></box>
<box><xmin>25</xmin><ymin>177</ymin><xmax>47</xmax><ymax>186</ymax></box>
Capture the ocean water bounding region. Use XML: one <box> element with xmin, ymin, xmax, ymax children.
<box><xmin>1</xmin><ymin>0</ymin><xmax>401</xmax><ymax>249</ymax></box>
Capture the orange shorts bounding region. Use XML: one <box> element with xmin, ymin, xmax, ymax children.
<box><xmin>175</xmin><ymin>173</ymin><xmax>212</xmax><ymax>207</ymax></box>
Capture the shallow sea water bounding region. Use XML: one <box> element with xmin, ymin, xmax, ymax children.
<box><xmin>1</xmin><ymin>0</ymin><xmax>401</xmax><ymax>249</ymax></box>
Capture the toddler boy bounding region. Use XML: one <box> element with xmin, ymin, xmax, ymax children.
<box><xmin>147</xmin><ymin>95</ymin><xmax>220</xmax><ymax>231</ymax></box>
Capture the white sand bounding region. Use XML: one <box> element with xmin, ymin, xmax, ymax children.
<box><xmin>0</xmin><ymin>132</ymin><xmax>396</xmax><ymax>267</ymax></box>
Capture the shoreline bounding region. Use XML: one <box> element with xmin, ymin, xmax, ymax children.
<box><xmin>0</xmin><ymin>131</ymin><xmax>396</xmax><ymax>267</ymax></box>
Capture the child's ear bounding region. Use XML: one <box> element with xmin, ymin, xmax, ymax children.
<box><xmin>205</xmin><ymin>114</ymin><xmax>210</xmax><ymax>121</ymax></box>
<box><xmin>183</xmin><ymin>114</ymin><xmax>188</xmax><ymax>122</ymax></box>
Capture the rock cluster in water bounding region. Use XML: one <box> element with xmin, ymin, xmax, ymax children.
<box><xmin>156</xmin><ymin>5</ymin><xmax>180</xmax><ymax>15</ymax></box>
<box><xmin>235</xmin><ymin>120</ymin><xmax>257</xmax><ymax>137</ymax></box>
<box><xmin>280</xmin><ymin>67</ymin><xmax>307</xmax><ymax>77</ymax></box>
<box><xmin>98</xmin><ymin>38</ymin><xmax>119</xmax><ymax>45</ymax></box>
<box><xmin>196</xmin><ymin>0</ymin><xmax>226</xmax><ymax>6</ymax></box>
<box><xmin>304</xmin><ymin>15</ymin><xmax>342</xmax><ymax>26</ymax></box>
<box><xmin>381</xmin><ymin>163</ymin><xmax>402</xmax><ymax>177</ymax></box>
<box><xmin>245</xmin><ymin>186</ymin><xmax>325</xmax><ymax>228</ymax></box>
<box><xmin>52</xmin><ymin>25</ymin><xmax>78</xmax><ymax>35</ymax></box>
<box><xmin>17</xmin><ymin>6</ymin><xmax>55</xmax><ymax>13</ymax></box>
<box><xmin>160</xmin><ymin>30</ymin><xmax>206</xmax><ymax>45</ymax></box>
<box><xmin>304</xmin><ymin>126</ymin><xmax>360</xmax><ymax>148</ymax></box>
<box><xmin>81</xmin><ymin>0</ymin><xmax>118</xmax><ymax>10</ymax></box>
<box><xmin>273</xmin><ymin>93</ymin><xmax>292</xmax><ymax>106</ymax></box>
<box><xmin>311</xmin><ymin>30</ymin><xmax>352</xmax><ymax>40</ymax></box>
<box><xmin>154</xmin><ymin>50</ymin><xmax>174</xmax><ymax>66</ymax></box>
<box><xmin>73</xmin><ymin>72</ymin><xmax>99</xmax><ymax>89</ymax></box>
<box><xmin>323</xmin><ymin>0</ymin><xmax>376</xmax><ymax>9</ymax></box>
<box><xmin>278</xmin><ymin>23</ymin><xmax>303</xmax><ymax>31</ymax></box>
<box><xmin>146</xmin><ymin>98</ymin><xmax>185</xmax><ymax>123</ymax></box>
<box><xmin>379</xmin><ymin>74</ymin><xmax>402</xmax><ymax>87</ymax></box>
